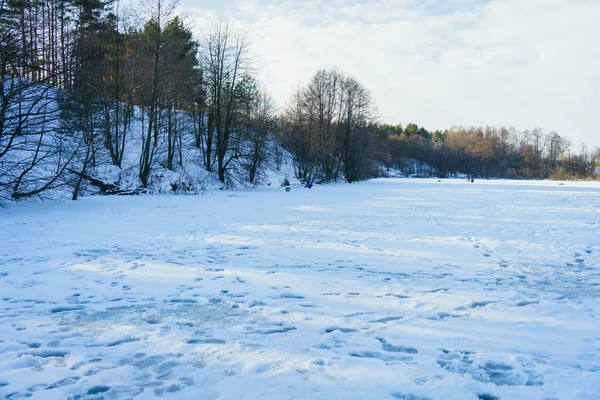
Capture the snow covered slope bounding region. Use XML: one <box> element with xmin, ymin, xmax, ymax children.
<box><xmin>1</xmin><ymin>179</ymin><xmax>599</xmax><ymax>399</ymax></box>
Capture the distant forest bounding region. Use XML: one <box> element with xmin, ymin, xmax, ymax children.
<box><xmin>280</xmin><ymin>69</ymin><xmax>600</xmax><ymax>181</ymax></box>
<box><xmin>1</xmin><ymin>0</ymin><xmax>598</xmax><ymax>200</ymax></box>
<box><xmin>374</xmin><ymin>124</ymin><xmax>599</xmax><ymax>180</ymax></box>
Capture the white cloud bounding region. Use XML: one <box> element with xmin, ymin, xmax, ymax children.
<box><xmin>179</xmin><ymin>0</ymin><xmax>600</xmax><ymax>148</ymax></box>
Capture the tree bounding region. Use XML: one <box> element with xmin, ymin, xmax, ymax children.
<box><xmin>135</xmin><ymin>0</ymin><xmax>176</xmax><ymax>187</ymax></box>
<box><xmin>62</xmin><ymin>0</ymin><xmax>108</xmax><ymax>200</ymax></box>
<box><xmin>239</xmin><ymin>84</ymin><xmax>276</xmax><ymax>184</ymax></box>
<box><xmin>161</xmin><ymin>16</ymin><xmax>199</xmax><ymax>170</ymax></box>
<box><xmin>280</xmin><ymin>86</ymin><xmax>316</xmax><ymax>181</ymax></box>
<box><xmin>280</xmin><ymin>68</ymin><xmax>378</xmax><ymax>183</ymax></box>
<box><xmin>202</xmin><ymin>17</ymin><xmax>250</xmax><ymax>183</ymax></box>
<box><xmin>1</xmin><ymin>0</ymin><xmax>76</xmax><ymax>200</ymax></box>
<box><xmin>339</xmin><ymin>76</ymin><xmax>376</xmax><ymax>182</ymax></box>
<box><xmin>404</xmin><ymin>123</ymin><xmax>419</xmax><ymax>136</ymax></box>
<box><xmin>546</xmin><ymin>131</ymin><xmax>565</xmax><ymax>171</ymax></box>
<box><xmin>100</xmin><ymin>1</ymin><xmax>128</xmax><ymax>167</ymax></box>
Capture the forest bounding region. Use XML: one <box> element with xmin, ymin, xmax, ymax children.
<box><xmin>1</xmin><ymin>0</ymin><xmax>599</xmax><ymax>201</ymax></box>
<box><xmin>377</xmin><ymin>124</ymin><xmax>599</xmax><ymax>180</ymax></box>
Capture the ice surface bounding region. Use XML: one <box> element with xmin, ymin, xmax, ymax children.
<box><xmin>1</xmin><ymin>179</ymin><xmax>599</xmax><ymax>399</ymax></box>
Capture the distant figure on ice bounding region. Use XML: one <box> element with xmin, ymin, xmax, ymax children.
<box><xmin>471</xmin><ymin>178</ymin><xmax>474</xmax><ymax>183</ymax></box>
<box><xmin>305</xmin><ymin>178</ymin><xmax>313</xmax><ymax>189</ymax></box>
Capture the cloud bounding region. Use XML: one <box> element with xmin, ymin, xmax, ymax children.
<box><xmin>179</xmin><ymin>0</ymin><xmax>600</xmax><ymax>148</ymax></box>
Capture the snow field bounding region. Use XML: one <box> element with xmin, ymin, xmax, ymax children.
<box><xmin>1</xmin><ymin>179</ymin><xmax>599</xmax><ymax>399</ymax></box>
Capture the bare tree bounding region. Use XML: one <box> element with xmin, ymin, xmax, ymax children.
<box><xmin>202</xmin><ymin>17</ymin><xmax>250</xmax><ymax>182</ymax></box>
<box><xmin>239</xmin><ymin>85</ymin><xmax>276</xmax><ymax>184</ymax></box>
<box><xmin>280</xmin><ymin>86</ymin><xmax>317</xmax><ymax>181</ymax></box>
<box><xmin>101</xmin><ymin>0</ymin><xmax>130</xmax><ymax>168</ymax></box>
<box><xmin>280</xmin><ymin>68</ymin><xmax>377</xmax><ymax>183</ymax></box>
<box><xmin>0</xmin><ymin>0</ymin><xmax>76</xmax><ymax>201</ymax></box>
<box><xmin>339</xmin><ymin>76</ymin><xmax>376</xmax><ymax>182</ymax></box>
<box><xmin>546</xmin><ymin>131</ymin><xmax>566</xmax><ymax>171</ymax></box>
<box><xmin>305</xmin><ymin>68</ymin><xmax>344</xmax><ymax>181</ymax></box>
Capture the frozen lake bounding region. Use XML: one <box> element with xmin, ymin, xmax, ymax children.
<box><xmin>1</xmin><ymin>179</ymin><xmax>599</xmax><ymax>399</ymax></box>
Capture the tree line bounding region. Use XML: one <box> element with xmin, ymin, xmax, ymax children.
<box><xmin>1</xmin><ymin>0</ymin><xmax>278</xmax><ymax>201</ymax></box>
<box><xmin>279</xmin><ymin>91</ymin><xmax>599</xmax><ymax>182</ymax></box>
<box><xmin>1</xmin><ymin>0</ymin><xmax>598</xmax><ymax>201</ymax></box>
<box><xmin>378</xmin><ymin>124</ymin><xmax>599</xmax><ymax>180</ymax></box>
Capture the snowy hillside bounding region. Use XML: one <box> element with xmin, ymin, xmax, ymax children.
<box><xmin>83</xmin><ymin>107</ymin><xmax>295</xmax><ymax>195</ymax></box>
<box><xmin>0</xmin><ymin>85</ymin><xmax>296</xmax><ymax>202</ymax></box>
<box><xmin>1</xmin><ymin>179</ymin><xmax>599</xmax><ymax>399</ymax></box>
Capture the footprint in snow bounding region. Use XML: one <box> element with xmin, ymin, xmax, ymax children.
<box><xmin>26</xmin><ymin>350</ymin><xmax>69</xmax><ymax>358</ymax></box>
<box><xmin>129</xmin><ymin>262</ymin><xmax>144</xmax><ymax>270</ymax></box>
<box><xmin>85</xmin><ymin>385</ymin><xmax>112</xmax><ymax>395</ymax></box>
<box><xmin>428</xmin><ymin>288</ymin><xmax>449</xmax><ymax>293</ymax></box>
<box><xmin>377</xmin><ymin>338</ymin><xmax>418</xmax><ymax>354</ymax></box>
<box><xmin>254</xmin><ymin>326</ymin><xmax>296</xmax><ymax>335</ymax></box>
<box><xmin>477</xmin><ymin>394</ymin><xmax>500</xmax><ymax>400</ymax></box>
<box><xmin>428</xmin><ymin>312</ymin><xmax>460</xmax><ymax>320</ymax></box>
<box><xmin>414</xmin><ymin>375</ymin><xmax>444</xmax><ymax>385</ymax></box>
<box><xmin>253</xmin><ymin>362</ymin><xmax>271</xmax><ymax>374</ymax></box>
<box><xmin>324</xmin><ymin>326</ymin><xmax>356</xmax><ymax>334</ymax></box>
<box><xmin>385</xmin><ymin>293</ymin><xmax>411</xmax><ymax>299</ymax></box>
<box><xmin>370</xmin><ymin>316</ymin><xmax>403</xmax><ymax>323</ymax></box>
<box><xmin>45</xmin><ymin>376</ymin><xmax>81</xmax><ymax>390</ymax></box>
<box><xmin>184</xmin><ymin>338</ymin><xmax>225</xmax><ymax>344</ymax></box>
<box><xmin>469</xmin><ymin>300</ymin><xmax>493</xmax><ymax>309</ymax></box>
<box><xmin>348</xmin><ymin>351</ymin><xmax>390</xmax><ymax>360</ymax></box>
<box><xmin>516</xmin><ymin>300</ymin><xmax>538</xmax><ymax>307</ymax></box>
<box><xmin>179</xmin><ymin>377</ymin><xmax>195</xmax><ymax>387</ymax></box>
<box><xmin>280</xmin><ymin>292</ymin><xmax>305</xmax><ymax>299</ymax></box>
<box><xmin>49</xmin><ymin>306</ymin><xmax>84</xmax><ymax>313</ymax></box>
<box><xmin>391</xmin><ymin>392</ymin><xmax>432</xmax><ymax>400</ymax></box>
<box><xmin>249</xmin><ymin>300</ymin><xmax>266</xmax><ymax>307</ymax></box>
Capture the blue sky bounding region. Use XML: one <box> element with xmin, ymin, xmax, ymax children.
<box><xmin>177</xmin><ymin>0</ymin><xmax>600</xmax><ymax>149</ymax></box>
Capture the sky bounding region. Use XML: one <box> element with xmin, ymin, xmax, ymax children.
<box><xmin>176</xmin><ymin>0</ymin><xmax>600</xmax><ymax>150</ymax></box>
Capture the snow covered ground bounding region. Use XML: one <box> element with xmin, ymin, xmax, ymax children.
<box><xmin>1</xmin><ymin>179</ymin><xmax>599</xmax><ymax>400</ymax></box>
